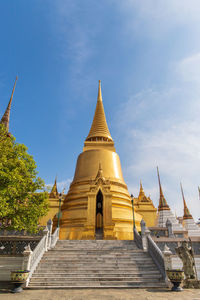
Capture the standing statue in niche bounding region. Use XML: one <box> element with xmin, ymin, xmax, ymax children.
<box><xmin>175</xmin><ymin>240</ymin><xmax>197</xmax><ymax>280</ymax></box>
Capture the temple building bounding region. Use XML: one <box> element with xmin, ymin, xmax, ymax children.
<box><xmin>181</xmin><ymin>184</ymin><xmax>200</xmax><ymax>237</ymax></box>
<box><xmin>156</xmin><ymin>167</ymin><xmax>184</xmax><ymax>232</ymax></box>
<box><xmin>134</xmin><ymin>181</ymin><xmax>157</xmax><ymax>227</ymax></box>
<box><xmin>1</xmin><ymin>77</ymin><xmax>200</xmax><ymax>241</ymax></box>
<box><xmin>59</xmin><ymin>81</ymin><xmax>142</xmax><ymax>240</ymax></box>
<box><xmin>39</xmin><ymin>177</ymin><xmax>65</xmax><ymax>227</ymax></box>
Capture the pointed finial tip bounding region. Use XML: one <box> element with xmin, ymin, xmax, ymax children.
<box><xmin>16</xmin><ymin>76</ymin><xmax>18</xmax><ymax>81</ymax></box>
<box><xmin>97</xmin><ymin>80</ymin><xmax>102</xmax><ymax>101</ymax></box>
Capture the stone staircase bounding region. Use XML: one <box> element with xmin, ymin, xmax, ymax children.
<box><xmin>28</xmin><ymin>240</ymin><xmax>166</xmax><ymax>288</ymax></box>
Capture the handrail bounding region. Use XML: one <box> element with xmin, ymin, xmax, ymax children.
<box><xmin>134</xmin><ymin>228</ymin><xmax>143</xmax><ymax>249</ymax></box>
<box><xmin>26</xmin><ymin>232</ymin><xmax>48</xmax><ymax>286</ymax></box>
<box><xmin>25</xmin><ymin>225</ymin><xmax>60</xmax><ymax>286</ymax></box>
<box><xmin>51</xmin><ymin>227</ymin><xmax>59</xmax><ymax>248</ymax></box>
<box><xmin>147</xmin><ymin>234</ymin><xmax>166</xmax><ymax>279</ymax></box>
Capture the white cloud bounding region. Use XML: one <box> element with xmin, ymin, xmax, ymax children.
<box><xmin>115</xmin><ymin>53</ymin><xmax>200</xmax><ymax>221</ymax></box>
<box><xmin>118</xmin><ymin>0</ymin><xmax>200</xmax><ymax>38</ymax></box>
<box><xmin>176</xmin><ymin>52</ymin><xmax>200</xmax><ymax>83</ymax></box>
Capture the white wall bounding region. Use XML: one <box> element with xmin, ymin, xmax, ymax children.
<box><xmin>0</xmin><ymin>256</ymin><xmax>23</xmax><ymax>281</ymax></box>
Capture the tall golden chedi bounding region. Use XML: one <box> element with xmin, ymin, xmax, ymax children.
<box><xmin>59</xmin><ymin>81</ymin><xmax>142</xmax><ymax>240</ymax></box>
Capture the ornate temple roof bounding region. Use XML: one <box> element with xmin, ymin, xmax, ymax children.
<box><xmin>138</xmin><ymin>181</ymin><xmax>149</xmax><ymax>202</ymax></box>
<box><xmin>0</xmin><ymin>76</ymin><xmax>18</xmax><ymax>131</ymax></box>
<box><xmin>85</xmin><ymin>81</ymin><xmax>113</xmax><ymax>142</ymax></box>
<box><xmin>157</xmin><ymin>167</ymin><xmax>170</xmax><ymax>211</ymax></box>
<box><xmin>49</xmin><ymin>177</ymin><xmax>59</xmax><ymax>198</ymax></box>
<box><xmin>180</xmin><ymin>183</ymin><xmax>193</xmax><ymax>220</ymax></box>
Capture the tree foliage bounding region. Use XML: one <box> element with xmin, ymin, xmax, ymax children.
<box><xmin>0</xmin><ymin>124</ymin><xmax>49</xmax><ymax>232</ymax></box>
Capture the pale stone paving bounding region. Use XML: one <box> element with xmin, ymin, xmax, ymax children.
<box><xmin>0</xmin><ymin>288</ymin><xmax>200</xmax><ymax>300</ymax></box>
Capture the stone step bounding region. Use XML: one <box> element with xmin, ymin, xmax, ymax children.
<box><xmin>42</xmin><ymin>253</ymin><xmax>148</xmax><ymax>257</ymax></box>
<box><xmin>31</xmin><ymin>274</ymin><xmax>162</xmax><ymax>279</ymax></box>
<box><xmin>34</xmin><ymin>269</ymin><xmax>160</xmax><ymax>274</ymax></box>
<box><xmin>28</xmin><ymin>281</ymin><xmax>166</xmax><ymax>288</ymax></box>
<box><xmin>28</xmin><ymin>283</ymin><xmax>166</xmax><ymax>289</ymax></box>
<box><xmin>30</xmin><ymin>277</ymin><xmax>162</xmax><ymax>283</ymax></box>
<box><xmin>32</xmin><ymin>271</ymin><xmax>161</xmax><ymax>277</ymax></box>
<box><xmin>44</xmin><ymin>250</ymin><xmax>145</xmax><ymax>254</ymax></box>
<box><xmin>37</xmin><ymin>266</ymin><xmax>156</xmax><ymax>270</ymax></box>
<box><xmin>37</xmin><ymin>265</ymin><xmax>156</xmax><ymax>269</ymax></box>
<box><xmin>51</xmin><ymin>249</ymin><xmax>139</xmax><ymax>252</ymax></box>
<box><xmin>36</xmin><ymin>264</ymin><xmax>156</xmax><ymax>270</ymax></box>
<box><xmin>56</xmin><ymin>241</ymin><xmax>136</xmax><ymax>244</ymax></box>
<box><xmin>38</xmin><ymin>260</ymin><xmax>154</xmax><ymax>264</ymax></box>
<box><xmin>39</xmin><ymin>257</ymin><xmax>154</xmax><ymax>262</ymax></box>
<box><xmin>39</xmin><ymin>257</ymin><xmax>153</xmax><ymax>262</ymax></box>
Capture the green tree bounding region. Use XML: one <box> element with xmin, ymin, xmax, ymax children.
<box><xmin>0</xmin><ymin>124</ymin><xmax>49</xmax><ymax>232</ymax></box>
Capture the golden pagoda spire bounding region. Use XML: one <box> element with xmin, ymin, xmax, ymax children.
<box><xmin>1</xmin><ymin>76</ymin><xmax>18</xmax><ymax>131</ymax></box>
<box><xmin>50</xmin><ymin>176</ymin><xmax>59</xmax><ymax>198</ymax></box>
<box><xmin>139</xmin><ymin>180</ymin><xmax>145</xmax><ymax>196</ymax></box>
<box><xmin>97</xmin><ymin>80</ymin><xmax>102</xmax><ymax>101</ymax></box>
<box><xmin>157</xmin><ymin>167</ymin><xmax>170</xmax><ymax>211</ymax></box>
<box><xmin>138</xmin><ymin>180</ymin><xmax>149</xmax><ymax>202</ymax></box>
<box><xmin>85</xmin><ymin>80</ymin><xmax>113</xmax><ymax>142</ymax></box>
<box><xmin>180</xmin><ymin>183</ymin><xmax>193</xmax><ymax>220</ymax></box>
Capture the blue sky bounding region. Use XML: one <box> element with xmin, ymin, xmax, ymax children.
<box><xmin>1</xmin><ymin>1</ymin><xmax>200</xmax><ymax>220</ymax></box>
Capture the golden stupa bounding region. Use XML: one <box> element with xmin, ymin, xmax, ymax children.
<box><xmin>59</xmin><ymin>81</ymin><xmax>142</xmax><ymax>240</ymax></box>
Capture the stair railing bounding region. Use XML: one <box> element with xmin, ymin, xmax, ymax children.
<box><xmin>147</xmin><ymin>232</ymin><xmax>166</xmax><ymax>279</ymax></box>
<box><xmin>135</xmin><ymin>219</ymin><xmax>166</xmax><ymax>280</ymax></box>
<box><xmin>51</xmin><ymin>227</ymin><xmax>60</xmax><ymax>248</ymax></box>
<box><xmin>25</xmin><ymin>227</ymin><xmax>49</xmax><ymax>287</ymax></box>
<box><xmin>24</xmin><ymin>219</ymin><xmax>59</xmax><ymax>287</ymax></box>
<box><xmin>134</xmin><ymin>228</ymin><xmax>143</xmax><ymax>249</ymax></box>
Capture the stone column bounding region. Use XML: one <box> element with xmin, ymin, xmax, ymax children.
<box><xmin>47</xmin><ymin>219</ymin><xmax>53</xmax><ymax>249</ymax></box>
<box><xmin>43</xmin><ymin>227</ymin><xmax>49</xmax><ymax>251</ymax></box>
<box><xmin>22</xmin><ymin>244</ymin><xmax>33</xmax><ymax>271</ymax></box>
<box><xmin>140</xmin><ymin>219</ymin><xmax>150</xmax><ymax>251</ymax></box>
<box><xmin>166</xmin><ymin>218</ymin><xmax>174</xmax><ymax>238</ymax></box>
<box><xmin>22</xmin><ymin>244</ymin><xmax>33</xmax><ymax>287</ymax></box>
<box><xmin>163</xmin><ymin>244</ymin><xmax>172</xmax><ymax>270</ymax></box>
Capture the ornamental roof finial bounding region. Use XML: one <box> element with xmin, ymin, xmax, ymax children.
<box><xmin>1</xmin><ymin>76</ymin><xmax>18</xmax><ymax>131</ymax></box>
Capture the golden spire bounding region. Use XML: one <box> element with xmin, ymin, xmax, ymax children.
<box><xmin>139</xmin><ymin>180</ymin><xmax>145</xmax><ymax>197</ymax></box>
<box><xmin>97</xmin><ymin>80</ymin><xmax>102</xmax><ymax>101</ymax></box>
<box><xmin>85</xmin><ymin>80</ymin><xmax>113</xmax><ymax>141</ymax></box>
<box><xmin>180</xmin><ymin>183</ymin><xmax>193</xmax><ymax>220</ymax></box>
<box><xmin>49</xmin><ymin>176</ymin><xmax>59</xmax><ymax>198</ymax></box>
<box><xmin>157</xmin><ymin>167</ymin><xmax>170</xmax><ymax>211</ymax></box>
<box><xmin>1</xmin><ymin>76</ymin><xmax>18</xmax><ymax>131</ymax></box>
<box><xmin>138</xmin><ymin>180</ymin><xmax>149</xmax><ymax>202</ymax></box>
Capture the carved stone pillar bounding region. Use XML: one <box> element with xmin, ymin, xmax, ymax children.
<box><xmin>166</xmin><ymin>218</ymin><xmax>174</xmax><ymax>238</ymax></box>
<box><xmin>163</xmin><ymin>244</ymin><xmax>172</xmax><ymax>270</ymax></box>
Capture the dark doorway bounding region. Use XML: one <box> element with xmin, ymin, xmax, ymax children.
<box><xmin>96</xmin><ymin>190</ymin><xmax>103</xmax><ymax>239</ymax></box>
